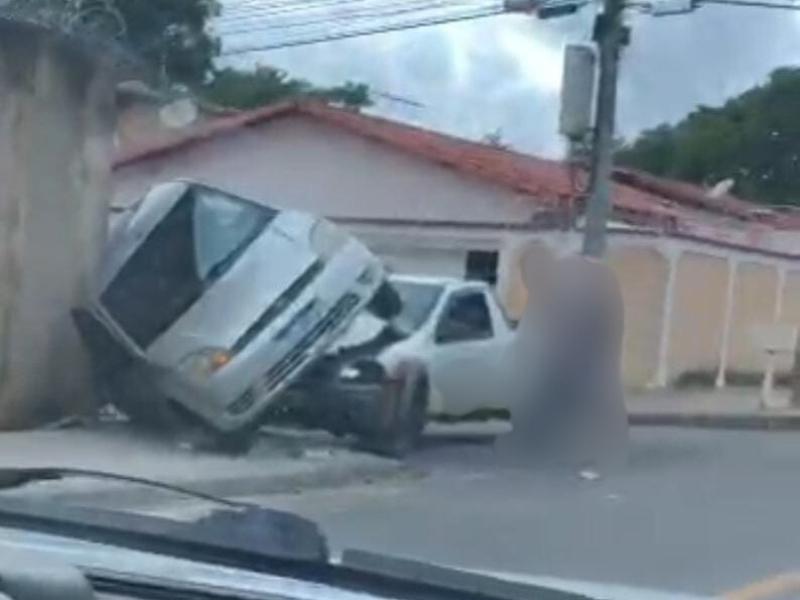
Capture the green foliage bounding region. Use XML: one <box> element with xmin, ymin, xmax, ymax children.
<box><xmin>3</xmin><ymin>1</ymin><xmax>370</xmax><ymax>109</ymax></box>
<box><xmin>115</xmin><ymin>0</ymin><xmax>221</xmax><ymax>86</ymax></box>
<box><xmin>3</xmin><ymin>0</ymin><xmax>221</xmax><ymax>86</ymax></box>
<box><xmin>482</xmin><ymin>128</ymin><xmax>509</xmax><ymax>149</ymax></box>
<box><xmin>617</xmin><ymin>67</ymin><xmax>800</xmax><ymax>206</ymax></box>
<box><xmin>202</xmin><ymin>67</ymin><xmax>371</xmax><ymax>109</ymax></box>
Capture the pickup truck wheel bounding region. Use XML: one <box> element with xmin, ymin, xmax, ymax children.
<box><xmin>364</xmin><ymin>369</ymin><xmax>428</xmax><ymax>458</ymax></box>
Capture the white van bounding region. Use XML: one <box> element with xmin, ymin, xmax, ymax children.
<box><xmin>75</xmin><ymin>181</ymin><xmax>385</xmax><ymax>448</ymax></box>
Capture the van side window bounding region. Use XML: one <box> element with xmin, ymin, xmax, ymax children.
<box><xmin>435</xmin><ymin>292</ymin><xmax>493</xmax><ymax>344</ymax></box>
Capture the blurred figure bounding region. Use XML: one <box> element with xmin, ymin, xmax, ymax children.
<box><xmin>498</xmin><ymin>243</ymin><xmax>628</xmax><ymax>474</ymax></box>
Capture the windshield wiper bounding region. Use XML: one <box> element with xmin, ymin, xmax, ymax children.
<box><xmin>0</xmin><ymin>466</ymin><xmax>249</xmax><ymax>508</ymax></box>
<box><xmin>0</xmin><ymin>468</ymin><xmax>329</xmax><ymax>568</ymax></box>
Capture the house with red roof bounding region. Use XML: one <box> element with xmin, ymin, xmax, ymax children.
<box><xmin>112</xmin><ymin>101</ymin><xmax>800</xmax><ymax>390</ymax></box>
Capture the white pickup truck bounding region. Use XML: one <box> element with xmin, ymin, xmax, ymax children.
<box><xmin>288</xmin><ymin>275</ymin><xmax>516</xmax><ymax>456</ymax></box>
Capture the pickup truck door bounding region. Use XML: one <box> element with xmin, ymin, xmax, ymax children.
<box><xmin>426</xmin><ymin>288</ymin><xmax>502</xmax><ymax>416</ymax></box>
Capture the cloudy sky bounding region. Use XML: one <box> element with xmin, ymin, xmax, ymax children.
<box><xmin>219</xmin><ymin>1</ymin><xmax>800</xmax><ymax>158</ymax></box>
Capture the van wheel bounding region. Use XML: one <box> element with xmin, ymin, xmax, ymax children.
<box><xmin>113</xmin><ymin>385</ymin><xmax>183</xmax><ymax>433</ymax></box>
<box><xmin>363</xmin><ymin>368</ymin><xmax>428</xmax><ymax>458</ymax></box>
<box><xmin>185</xmin><ymin>418</ymin><xmax>260</xmax><ymax>455</ymax></box>
<box><xmin>160</xmin><ymin>402</ymin><xmax>259</xmax><ymax>455</ymax></box>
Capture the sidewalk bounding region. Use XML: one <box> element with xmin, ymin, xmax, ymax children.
<box><xmin>0</xmin><ymin>422</ymin><xmax>410</xmax><ymax>509</ymax></box>
<box><xmin>627</xmin><ymin>387</ymin><xmax>800</xmax><ymax>429</ymax></box>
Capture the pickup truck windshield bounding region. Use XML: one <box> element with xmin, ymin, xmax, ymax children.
<box><xmin>390</xmin><ymin>281</ymin><xmax>445</xmax><ymax>334</ymax></box>
<box><xmin>101</xmin><ymin>186</ymin><xmax>276</xmax><ymax>349</ymax></box>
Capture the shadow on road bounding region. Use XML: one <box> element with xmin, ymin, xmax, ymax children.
<box><xmin>417</xmin><ymin>432</ymin><xmax>499</xmax><ymax>449</ymax></box>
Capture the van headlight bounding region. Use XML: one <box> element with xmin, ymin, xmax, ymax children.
<box><xmin>179</xmin><ymin>348</ymin><xmax>232</xmax><ymax>378</ymax></box>
<box><xmin>310</xmin><ymin>219</ymin><xmax>348</xmax><ymax>260</ymax></box>
<box><xmin>339</xmin><ymin>365</ymin><xmax>362</xmax><ymax>381</ymax></box>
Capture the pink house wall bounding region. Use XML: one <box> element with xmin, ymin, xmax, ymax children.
<box><xmin>113</xmin><ymin>115</ymin><xmax>541</xmax><ymax>224</ymax></box>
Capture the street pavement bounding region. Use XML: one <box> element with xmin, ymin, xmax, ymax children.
<box><xmin>149</xmin><ymin>426</ymin><xmax>800</xmax><ymax>598</ymax></box>
<box><xmin>0</xmin><ymin>422</ymin><xmax>408</xmax><ymax>507</ymax></box>
<box><xmin>5</xmin><ymin>416</ymin><xmax>800</xmax><ymax>597</ymax></box>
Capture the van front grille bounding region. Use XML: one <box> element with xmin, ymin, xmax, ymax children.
<box><xmin>263</xmin><ymin>292</ymin><xmax>360</xmax><ymax>393</ymax></box>
<box><xmin>229</xmin><ymin>292</ymin><xmax>362</xmax><ymax>414</ymax></box>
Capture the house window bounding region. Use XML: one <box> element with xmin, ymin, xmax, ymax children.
<box><xmin>465</xmin><ymin>250</ymin><xmax>499</xmax><ymax>285</ymax></box>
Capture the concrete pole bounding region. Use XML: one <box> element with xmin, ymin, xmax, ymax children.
<box><xmin>715</xmin><ymin>257</ymin><xmax>738</xmax><ymax>388</ymax></box>
<box><xmin>0</xmin><ymin>20</ymin><xmax>114</xmax><ymax>428</ymax></box>
<box><xmin>652</xmin><ymin>246</ymin><xmax>679</xmax><ymax>388</ymax></box>
<box><xmin>582</xmin><ymin>0</ymin><xmax>625</xmax><ymax>257</ymax></box>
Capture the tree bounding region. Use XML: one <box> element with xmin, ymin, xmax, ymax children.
<box><xmin>2</xmin><ymin>0</ymin><xmax>220</xmax><ymax>86</ymax></box>
<box><xmin>482</xmin><ymin>128</ymin><xmax>510</xmax><ymax>149</ymax></box>
<box><xmin>113</xmin><ymin>0</ymin><xmax>220</xmax><ymax>86</ymax></box>
<box><xmin>617</xmin><ymin>67</ymin><xmax>800</xmax><ymax>206</ymax></box>
<box><xmin>202</xmin><ymin>67</ymin><xmax>371</xmax><ymax>110</ymax></box>
<box><xmin>2</xmin><ymin>1</ymin><xmax>371</xmax><ymax>108</ymax></box>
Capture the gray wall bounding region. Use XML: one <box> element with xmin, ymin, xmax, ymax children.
<box><xmin>0</xmin><ymin>21</ymin><xmax>113</xmax><ymax>427</ymax></box>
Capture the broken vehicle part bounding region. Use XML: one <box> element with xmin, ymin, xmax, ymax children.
<box><xmin>287</xmin><ymin>275</ymin><xmax>515</xmax><ymax>456</ymax></box>
<box><xmin>76</xmin><ymin>181</ymin><xmax>386</xmax><ymax>447</ymax></box>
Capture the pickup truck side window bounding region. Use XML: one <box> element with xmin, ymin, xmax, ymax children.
<box><xmin>435</xmin><ymin>291</ymin><xmax>494</xmax><ymax>344</ymax></box>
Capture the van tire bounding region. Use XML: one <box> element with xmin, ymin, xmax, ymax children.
<box><xmin>111</xmin><ymin>382</ymin><xmax>182</xmax><ymax>433</ymax></box>
<box><xmin>363</xmin><ymin>366</ymin><xmax>428</xmax><ymax>458</ymax></box>
<box><xmin>208</xmin><ymin>429</ymin><xmax>258</xmax><ymax>455</ymax></box>
<box><xmin>186</xmin><ymin>417</ymin><xmax>260</xmax><ymax>455</ymax></box>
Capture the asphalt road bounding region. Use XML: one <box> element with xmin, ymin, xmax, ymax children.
<box><xmin>225</xmin><ymin>426</ymin><xmax>800</xmax><ymax>598</ymax></box>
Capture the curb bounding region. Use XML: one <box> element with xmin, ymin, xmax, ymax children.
<box><xmin>12</xmin><ymin>456</ymin><xmax>417</xmax><ymax>510</ymax></box>
<box><xmin>629</xmin><ymin>411</ymin><xmax>800</xmax><ymax>430</ymax></box>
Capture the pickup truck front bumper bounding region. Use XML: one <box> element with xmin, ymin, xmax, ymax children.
<box><xmin>280</xmin><ymin>373</ymin><xmax>399</xmax><ymax>438</ymax></box>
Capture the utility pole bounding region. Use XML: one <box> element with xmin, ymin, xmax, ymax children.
<box><xmin>582</xmin><ymin>0</ymin><xmax>626</xmax><ymax>257</ymax></box>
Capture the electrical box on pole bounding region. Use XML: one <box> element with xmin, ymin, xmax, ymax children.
<box><xmin>559</xmin><ymin>44</ymin><xmax>596</xmax><ymax>140</ymax></box>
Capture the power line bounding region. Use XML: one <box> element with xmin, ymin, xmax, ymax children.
<box><xmin>219</xmin><ymin>0</ymin><xmax>447</xmax><ymax>21</ymax></box>
<box><xmin>217</xmin><ymin>1</ymin><xmax>496</xmax><ymax>35</ymax></box>
<box><xmin>220</xmin><ymin>6</ymin><xmax>504</xmax><ymax>55</ymax></box>
<box><xmin>219</xmin><ymin>0</ymin><xmax>384</xmax><ymax>22</ymax></box>
<box><xmin>218</xmin><ymin>0</ymin><xmax>493</xmax><ymax>24</ymax></box>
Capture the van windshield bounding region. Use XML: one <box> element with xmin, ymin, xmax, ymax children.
<box><xmin>101</xmin><ymin>186</ymin><xmax>276</xmax><ymax>349</ymax></box>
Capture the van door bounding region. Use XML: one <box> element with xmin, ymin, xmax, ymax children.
<box><xmin>426</xmin><ymin>289</ymin><xmax>497</xmax><ymax>416</ymax></box>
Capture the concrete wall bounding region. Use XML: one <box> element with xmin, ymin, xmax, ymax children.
<box><xmin>378</xmin><ymin>247</ymin><xmax>467</xmax><ymax>278</ymax></box>
<box><xmin>777</xmin><ymin>270</ymin><xmax>800</xmax><ymax>371</ymax></box>
<box><xmin>499</xmin><ymin>232</ymin><xmax>800</xmax><ymax>389</ymax></box>
<box><xmin>728</xmin><ymin>262</ymin><xmax>779</xmax><ymax>373</ymax></box>
<box><xmin>0</xmin><ymin>21</ymin><xmax>113</xmax><ymax>427</ymax></box>
<box><xmin>668</xmin><ymin>252</ymin><xmax>729</xmax><ymax>378</ymax></box>
<box><xmin>608</xmin><ymin>246</ymin><xmax>668</xmax><ymax>388</ymax></box>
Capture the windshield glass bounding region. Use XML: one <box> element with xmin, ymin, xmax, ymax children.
<box><xmin>100</xmin><ymin>185</ymin><xmax>274</xmax><ymax>348</ymax></box>
<box><xmin>4</xmin><ymin>2</ymin><xmax>800</xmax><ymax>598</ymax></box>
<box><xmin>389</xmin><ymin>281</ymin><xmax>445</xmax><ymax>334</ymax></box>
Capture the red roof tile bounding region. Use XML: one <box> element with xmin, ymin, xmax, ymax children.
<box><xmin>112</xmin><ymin>101</ymin><xmax>764</xmax><ymax>228</ymax></box>
<box><xmin>611</xmin><ymin>168</ymin><xmax>756</xmax><ymax>220</ymax></box>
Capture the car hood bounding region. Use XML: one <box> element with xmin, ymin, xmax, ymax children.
<box><xmin>0</xmin><ymin>526</ymin><xmax>710</xmax><ymax>600</ymax></box>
